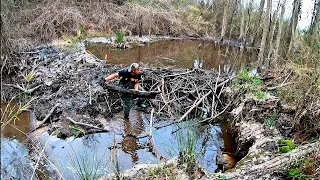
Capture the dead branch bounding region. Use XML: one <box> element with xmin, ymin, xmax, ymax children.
<box><xmin>66</xmin><ymin>117</ymin><xmax>108</xmax><ymax>132</ymax></box>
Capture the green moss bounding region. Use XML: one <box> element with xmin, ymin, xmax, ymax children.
<box><xmin>288</xmin><ymin>168</ymin><xmax>301</xmax><ymax>176</ymax></box>
<box><xmin>147</xmin><ymin>167</ymin><xmax>172</xmax><ymax>179</ymax></box>
<box><xmin>278</xmin><ymin>139</ymin><xmax>295</xmax><ymax>153</ymax></box>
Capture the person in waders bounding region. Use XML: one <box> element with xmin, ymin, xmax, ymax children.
<box><xmin>105</xmin><ymin>63</ymin><xmax>146</xmax><ymax>118</ymax></box>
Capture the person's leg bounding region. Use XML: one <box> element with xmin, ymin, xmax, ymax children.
<box><xmin>136</xmin><ymin>86</ymin><xmax>146</xmax><ymax>108</ymax></box>
<box><xmin>122</xmin><ymin>94</ymin><xmax>133</xmax><ymax>118</ymax></box>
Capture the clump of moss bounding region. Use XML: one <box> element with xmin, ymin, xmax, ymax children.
<box><xmin>278</xmin><ymin>139</ymin><xmax>295</xmax><ymax>153</ymax></box>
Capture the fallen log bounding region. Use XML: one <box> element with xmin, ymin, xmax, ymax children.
<box><xmin>104</xmin><ymin>84</ymin><xmax>161</xmax><ymax>99</ymax></box>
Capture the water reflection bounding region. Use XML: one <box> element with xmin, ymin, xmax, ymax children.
<box><xmin>35</xmin><ymin>110</ymin><xmax>226</xmax><ymax>179</ymax></box>
<box><xmin>122</xmin><ymin>111</ymin><xmax>145</xmax><ymax>163</ymax></box>
<box><xmin>86</xmin><ymin>39</ymin><xmax>257</xmax><ymax>71</ymax></box>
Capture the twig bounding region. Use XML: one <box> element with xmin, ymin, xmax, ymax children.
<box><xmin>157</xmin><ymin>56</ymin><xmax>177</xmax><ymax>62</ymax></box>
<box><xmin>31</xmin><ymin>103</ymin><xmax>60</xmax><ymax>132</ymax></box>
<box><xmin>267</xmin><ymin>82</ymin><xmax>294</xmax><ymax>90</ymax></box>
<box><xmin>160</xmin><ymin>78</ymin><xmax>173</xmax><ymax>118</ymax></box>
<box><xmin>66</xmin><ymin>117</ymin><xmax>108</xmax><ymax>132</ymax></box>
<box><xmin>3</xmin><ymin>84</ymin><xmax>42</xmax><ymax>93</ymax></box>
<box><xmin>163</xmin><ymin>70</ymin><xmax>195</xmax><ymax>78</ymax></box>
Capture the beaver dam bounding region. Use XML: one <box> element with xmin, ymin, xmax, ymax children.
<box><xmin>1</xmin><ymin>38</ymin><xmax>319</xmax><ymax>179</ymax></box>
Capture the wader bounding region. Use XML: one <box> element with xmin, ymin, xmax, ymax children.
<box><xmin>119</xmin><ymin>82</ymin><xmax>144</xmax><ymax>119</ymax></box>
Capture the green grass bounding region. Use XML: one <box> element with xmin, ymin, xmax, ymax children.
<box><xmin>69</xmin><ymin>145</ymin><xmax>107</xmax><ymax>180</ymax></box>
<box><xmin>175</xmin><ymin>121</ymin><xmax>199</xmax><ymax>168</ymax></box>
<box><xmin>69</xmin><ymin>125</ymin><xmax>86</xmax><ymax>137</ymax></box>
<box><xmin>255</xmin><ymin>90</ymin><xmax>267</xmax><ymax>100</ymax></box>
<box><xmin>265</xmin><ymin>110</ymin><xmax>277</xmax><ymax>128</ymax></box>
<box><xmin>115</xmin><ymin>31</ymin><xmax>124</xmax><ymax>43</ymax></box>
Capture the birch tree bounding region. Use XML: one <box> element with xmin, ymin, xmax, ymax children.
<box><xmin>258</xmin><ymin>0</ymin><xmax>271</xmax><ymax>65</ymax></box>
<box><xmin>273</xmin><ymin>0</ymin><xmax>287</xmax><ymax>62</ymax></box>
<box><xmin>238</xmin><ymin>0</ymin><xmax>245</xmax><ymax>40</ymax></box>
<box><xmin>250</xmin><ymin>0</ymin><xmax>266</xmax><ymax>46</ymax></box>
<box><xmin>266</xmin><ymin>1</ymin><xmax>281</xmax><ymax>64</ymax></box>
<box><xmin>308</xmin><ymin>0</ymin><xmax>320</xmax><ymax>44</ymax></box>
<box><xmin>288</xmin><ymin>0</ymin><xmax>302</xmax><ymax>56</ymax></box>
<box><xmin>243</xmin><ymin>0</ymin><xmax>254</xmax><ymax>46</ymax></box>
<box><xmin>221</xmin><ymin>0</ymin><xmax>230</xmax><ymax>40</ymax></box>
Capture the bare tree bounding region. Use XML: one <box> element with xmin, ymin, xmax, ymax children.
<box><xmin>243</xmin><ymin>0</ymin><xmax>254</xmax><ymax>46</ymax></box>
<box><xmin>288</xmin><ymin>0</ymin><xmax>302</xmax><ymax>56</ymax></box>
<box><xmin>273</xmin><ymin>0</ymin><xmax>287</xmax><ymax>63</ymax></box>
<box><xmin>308</xmin><ymin>0</ymin><xmax>320</xmax><ymax>43</ymax></box>
<box><xmin>258</xmin><ymin>0</ymin><xmax>271</xmax><ymax>65</ymax></box>
<box><xmin>238</xmin><ymin>0</ymin><xmax>245</xmax><ymax>40</ymax></box>
<box><xmin>221</xmin><ymin>0</ymin><xmax>230</xmax><ymax>40</ymax></box>
<box><xmin>228</xmin><ymin>0</ymin><xmax>240</xmax><ymax>39</ymax></box>
<box><xmin>250</xmin><ymin>0</ymin><xmax>266</xmax><ymax>46</ymax></box>
<box><xmin>266</xmin><ymin>1</ymin><xmax>281</xmax><ymax>65</ymax></box>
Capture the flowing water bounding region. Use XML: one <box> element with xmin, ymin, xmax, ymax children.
<box><xmin>1</xmin><ymin>39</ymin><xmax>250</xmax><ymax>179</ymax></box>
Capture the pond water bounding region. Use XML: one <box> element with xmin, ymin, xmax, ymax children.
<box><xmin>38</xmin><ymin>110</ymin><xmax>230</xmax><ymax>179</ymax></box>
<box><xmin>1</xmin><ymin>102</ymin><xmax>34</xmax><ymax>179</ymax></box>
<box><xmin>1</xmin><ymin>39</ymin><xmax>245</xmax><ymax>179</ymax></box>
<box><xmin>86</xmin><ymin>39</ymin><xmax>258</xmax><ymax>71</ymax></box>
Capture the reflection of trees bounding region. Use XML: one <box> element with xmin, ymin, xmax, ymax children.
<box><xmin>86</xmin><ymin>40</ymin><xmax>257</xmax><ymax>71</ymax></box>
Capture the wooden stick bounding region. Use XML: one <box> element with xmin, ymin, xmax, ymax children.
<box><xmin>31</xmin><ymin>103</ymin><xmax>60</xmax><ymax>132</ymax></box>
<box><xmin>161</xmin><ymin>78</ymin><xmax>173</xmax><ymax>118</ymax></box>
<box><xmin>66</xmin><ymin>117</ymin><xmax>108</xmax><ymax>132</ymax></box>
<box><xmin>163</xmin><ymin>70</ymin><xmax>195</xmax><ymax>78</ymax></box>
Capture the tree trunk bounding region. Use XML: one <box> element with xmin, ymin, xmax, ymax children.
<box><xmin>243</xmin><ymin>0</ymin><xmax>254</xmax><ymax>47</ymax></box>
<box><xmin>258</xmin><ymin>0</ymin><xmax>271</xmax><ymax>65</ymax></box>
<box><xmin>238</xmin><ymin>0</ymin><xmax>245</xmax><ymax>40</ymax></box>
<box><xmin>309</xmin><ymin>0</ymin><xmax>320</xmax><ymax>43</ymax></box>
<box><xmin>288</xmin><ymin>0</ymin><xmax>302</xmax><ymax>56</ymax></box>
<box><xmin>250</xmin><ymin>0</ymin><xmax>266</xmax><ymax>46</ymax></box>
<box><xmin>266</xmin><ymin>1</ymin><xmax>281</xmax><ymax>65</ymax></box>
<box><xmin>221</xmin><ymin>0</ymin><xmax>230</xmax><ymax>40</ymax></box>
<box><xmin>273</xmin><ymin>0</ymin><xmax>286</xmax><ymax>63</ymax></box>
<box><xmin>227</xmin><ymin>0</ymin><xmax>239</xmax><ymax>39</ymax></box>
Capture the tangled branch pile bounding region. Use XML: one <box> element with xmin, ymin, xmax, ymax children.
<box><xmin>105</xmin><ymin>64</ymin><xmax>233</xmax><ymax>127</ymax></box>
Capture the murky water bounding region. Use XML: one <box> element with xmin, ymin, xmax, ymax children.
<box><xmin>86</xmin><ymin>39</ymin><xmax>257</xmax><ymax>71</ymax></box>
<box><xmin>1</xmin><ymin>102</ymin><xmax>31</xmax><ymax>143</ymax></box>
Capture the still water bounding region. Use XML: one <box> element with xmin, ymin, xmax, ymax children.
<box><xmin>86</xmin><ymin>39</ymin><xmax>257</xmax><ymax>71</ymax></box>
<box><xmin>39</xmin><ymin>110</ymin><xmax>226</xmax><ymax>179</ymax></box>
